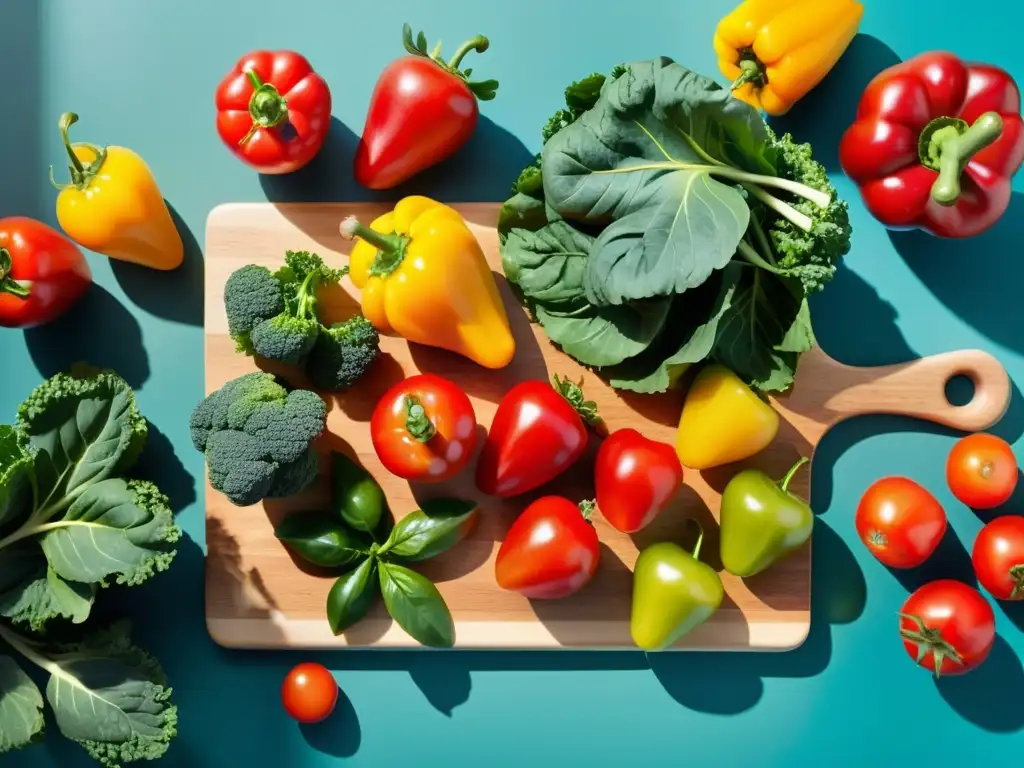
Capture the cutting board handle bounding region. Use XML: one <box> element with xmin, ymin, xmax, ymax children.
<box><xmin>819</xmin><ymin>349</ymin><xmax>1012</xmax><ymax>433</ymax></box>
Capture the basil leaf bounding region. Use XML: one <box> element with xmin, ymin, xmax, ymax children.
<box><xmin>378</xmin><ymin>563</ymin><xmax>454</xmax><ymax>648</ymax></box>
<box><xmin>331</xmin><ymin>452</ymin><xmax>387</xmax><ymax>534</ymax></box>
<box><xmin>379</xmin><ymin>499</ymin><xmax>478</xmax><ymax>562</ymax></box>
<box><xmin>0</xmin><ymin>654</ymin><xmax>44</xmax><ymax>753</ymax></box>
<box><xmin>326</xmin><ymin>558</ymin><xmax>378</xmax><ymax>635</ymax></box>
<box><xmin>275</xmin><ymin>511</ymin><xmax>372</xmax><ymax>569</ymax></box>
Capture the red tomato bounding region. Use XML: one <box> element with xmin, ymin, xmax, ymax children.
<box><xmin>595</xmin><ymin>429</ymin><xmax>683</xmax><ymax>533</ymax></box>
<box><xmin>370</xmin><ymin>374</ymin><xmax>478</xmax><ymax>483</ymax></box>
<box><xmin>900</xmin><ymin>580</ymin><xmax>995</xmax><ymax>677</ymax></box>
<box><xmin>476</xmin><ymin>376</ymin><xmax>596</xmax><ymax>498</ymax></box>
<box><xmin>281</xmin><ymin>662</ymin><xmax>338</xmax><ymax>724</ymax></box>
<box><xmin>215</xmin><ymin>50</ymin><xmax>332</xmax><ymax>175</ymax></box>
<box><xmin>855</xmin><ymin>477</ymin><xmax>947</xmax><ymax>569</ymax></box>
<box><xmin>354</xmin><ymin>25</ymin><xmax>498</xmax><ymax>189</ymax></box>
<box><xmin>972</xmin><ymin>515</ymin><xmax>1024</xmax><ymax>600</ymax></box>
<box><xmin>0</xmin><ymin>217</ymin><xmax>91</xmax><ymax>329</ymax></box>
<box><xmin>947</xmin><ymin>433</ymin><xmax>1018</xmax><ymax>510</ymax></box>
<box><xmin>495</xmin><ymin>496</ymin><xmax>600</xmax><ymax>599</ymax></box>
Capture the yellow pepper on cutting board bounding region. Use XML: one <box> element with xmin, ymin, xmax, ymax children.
<box><xmin>713</xmin><ymin>0</ymin><xmax>864</xmax><ymax>116</ymax></box>
<box><xmin>340</xmin><ymin>196</ymin><xmax>516</xmax><ymax>369</ymax></box>
<box><xmin>676</xmin><ymin>364</ymin><xmax>779</xmax><ymax>470</ymax></box>
<box><xmin>51</xmin><ymin>112</ymin><xmax>183</xmax><ymax>271</ymax></box>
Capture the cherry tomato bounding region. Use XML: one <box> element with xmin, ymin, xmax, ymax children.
<box><xmin>476</xmin><ymin>375</ymin><xmax>597</xmax><ymax>498</ymax></box>
<box><xmin>855</xmin><ymin>477</ymin><xmax>947</xmax><ymax>569</ymax></box>
<box><xmin>972</xmin><ymin>515</ymin><xmax>1024</xmax><ymax>600</ymax></box>
<box><xmin>900</xmin><ymin>580</ymin><xmax>995</xmax><ymax>677</ymax></box>
<box><xmin>281</xmin><ymin>662</ymin><xmax>338</xmax><ymax>724</ymax></box>
<box><xmin>495</xmin><ymin>496</ymin><xmax>600</xmax><ymax>599</ymax></box>
<box><xmin>371</xmin><ymin>374</ymin><xmax>477</xmax><ymax>483</ymax></box>
<box><xmin>595</xmin><ymin>428</ymin><xmax>683</xmax><ymax>533</ymax></box>
<box><xmin>946</xmin><ymin>433</ymin><xmax>1018</xmax><ymax>510</ymax></box>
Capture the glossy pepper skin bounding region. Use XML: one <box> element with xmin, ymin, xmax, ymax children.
<box><xmin>839</xmin><ymin>52</ymin><xmax>1024</xmax><ymax>239</ymax></box>
<box><xmin>340</xmin><ymin>196</ymin><xmax>515</xmax><ymax>369</ymax></box>
<box><xmin>676</xmin><ymin>364</ymin><xmax>779</xmax><ymax>470</ymax></box>
<box><xmin>714</xmin><ymin>0</ymin><xmax>863</xmax><ymax>116</ymax></box>
<box><xmin>719</xmin><ymin>457</ymin><xmax>813</xmax><ymax>578</ymax></box>
<box><xmin>215</xmin><ymin>50</ymin><xmax>332</xmax><ymax>175</ymax></box>
<box><xmin>51</xmin><ymin>113</ymin><xmax>183</xmax><ymax>270</ymax></box>
<box><xmin>355</xmin><ymin>24</ymin><xmax>498</xmax><ymax>189</ymax></box>
<box><xmin>595</xmin><ymin>429</ymin><xmax>683</xmax><ymax>534</ymax></box>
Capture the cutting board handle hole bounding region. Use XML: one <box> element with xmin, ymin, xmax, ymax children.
<box><xmin>944</xmin><ymin>373</ymin><xmax>976</xmax><ymax>407</ymax></box>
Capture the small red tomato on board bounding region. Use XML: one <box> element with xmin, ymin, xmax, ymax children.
<box><xmin>0</xmin><ymin>217</ymin><xmax>91</xmax><ymax>329</ymax></box>
<box><xmin>354</xmin><ymin>23</ymin><xmax>499</xmax><ymax>190</ymax></box>
<box><xmin>215</xmin><ymin>50</ymin><xmax>332</xmax><ymax>175</ymax></box>
<box><xmin>900</xmin><ymin>580</ymin><xmax>995</xmax><ymax>677</ymax></box>
<box><xmin>947</xmin><ymin>433</ymin><xmax>1018</xmax><ymax>510</ymax></box>
<box><xmin>495</xmin><ymin>496</ymin><xmax>600</xmax><ymax>600</ymax></box>
<box><xmin>370</xmin><ymin>374</ymin><xmax>478</xmax><ymax>483</ymax></box>
<box><xmin>476</xmin><ymin>375</ymin><xmax>600</xmax><ymax>498</ymax></box>
<box><xmin>855</xmin><ymin>477</ymin><xmax>947</xmax><ymax>569</ymax></box>
<box><xmin>595</xmin><ymin>429</ymin><xmax>683</xmax><ymax>533</ymax></box>
<box><xmin>282</xmin><ymin>662</ymin><xmax>338</xmax><ymax>724</ymax></box>
<box><xmin>972</xmin><ymin>515</ymin><xmax>1024</xmax><ymax>600</ymax></box>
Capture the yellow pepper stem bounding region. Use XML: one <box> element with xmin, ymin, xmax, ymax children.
<box><xmin>239</xmin><ymin>70</ymin><xmax>290</xmax><ymax>147</ymax></box>
<box><xmin>339</xmin><ymin>216</ymin><xmax>410</xmax><ymax>277</ymax></box>
<box><xmin>404</xmin><ymin>396</ymin><xmax>436</xmax><ymax>443</ymax></box>
<box><xmin>0</xmin><ymin>248</ymin><xmax>29</xmax><ymax>300</ymax></box>
<box><xmin>48</xmin><ymin>112</ymin><xmax>107</xmax><ymax>192</ymax></box>
<box><xmin>730</xmin><ymin>58</ymin><xmax>765</xmax><ymax>91</ymax></box>
<box><xmin>919</xmin><ymin>112</ymin><xmax>1005</xmax><ymax>207</ymax></box>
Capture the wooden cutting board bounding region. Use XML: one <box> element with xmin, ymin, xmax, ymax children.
<box><xmin>203</xmin><ymin>202</ymin><xmax>1011</xmax><ymax>651</ymax></box>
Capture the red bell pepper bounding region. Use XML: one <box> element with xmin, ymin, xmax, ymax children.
<box><xmin>839</xmin><ymin>52</ymin><xmax>1024</xmax><ymax>239</ymax></box>
<box><xmin>215</xmin><ymin>50</ymin><xmax>332</xmax><ymax>175</ymax></box>
<box><xmin>354</xmin><ymin>23</ymin><xmax>499</xmax><ymax>190</ymax></box>
<box><xmin>0</xmin><ymin>217</ymin><xmax>91</xmax><ymax>329</ymax></box>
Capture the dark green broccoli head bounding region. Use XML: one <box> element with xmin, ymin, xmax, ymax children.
<box><xmin>190</xmin><ymin>373</ymin><xmax>327</xmax><ymax>507</ymax></box>
<box><xmin>250</xmin><ymin>314</ymin><xmax>320</xmax><ymax>365</ymax></box>
<box><xmin>305</xmin><ymin>315</ymin><xmax>381</xmax><ymax>392</ymax></box>
<box><xmin>224</xmin><ymin>265</ymin><xmax>285</xmax><ymax>352</ymax></box>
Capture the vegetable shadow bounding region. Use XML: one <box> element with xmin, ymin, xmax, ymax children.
<box><xmin>889</xmin><ymin>191</ymin><xmax>1024</xmax><ymax>358</ymax></box>
<box><xmin>299</xmin><ymin>687</ymin><xmax>362</xmax><ymax>756</ymax></box>
<box><xmin>408</xmin><ymin>479</ymin><xmax>496</xmax><ymax>585</ymax></box>
<box><xmin>329</xmin><ymin>351</ymin><xmax>406</xmax><ymax>423</ymax></box>
<box><xmin>937</xmin><ymin>634</ymin><xmax>1024</xmax><ymax>733</ymax></box>
<box><xmin>132</xmin><ymin>419</ymin><xmax>196</xmax><ymax>514</ymax></box>
<box><xmin>109</xmin><ymin>201</ymin><xmax>204</xmax><ymax>326</ymax></box>
<box><xmin>259</xmin><ymin>117</ymin><xmax>364</xmax><ymax>205</ymax></box>
<box><xmin>768</xmin><ymin>34</ymin><xmax>901</xmax><ymax>171</ymax></box>
<box><xmin>24</xmin><ymin>283</ymin><xmax>151</xmax><ymax>390</ymax></box>
<box><xmin>997</xmin><ymin>598</ymin><xmax>1024</xmax><ymax>634</ymax></box>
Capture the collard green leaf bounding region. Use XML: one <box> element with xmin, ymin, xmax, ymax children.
<box><xmin>536</xmin><ymin>298</ymin><xmax>672</xmax><ymax>368</ymax></box>
<box><xmin>502</xmin><ymin>221</ymin><xmax>590</xmax><ymax>306</ymax></box>
<box><xmin>326</xmin><ymin>558</ymin><xmax>378</xmax><ymax>635</ymax></box>
<box><xmin>276</xmin><ymin>511</ymin><xmax>372</xmax><ymax>569</ymax></box>
<box><xmin>0</xmin><ymin>543</ymin><xmax>94</xmax><ymax>631</ymax></box>
<box><xmin>40</xmin><ymin>478</ymin><xmax>179</xmax><ymax>588</ymax></box>
<box><xmin>0</xmin><ymin>654</ymin><xmax>44</xmax><ymax>754</ymax></box>
<box><xmin>0</xmin><ymin>426</ymin><xmax>34</xmax><ymax>533</ymax></box>
<box><xmin>379</xmin><ymin>562</ymin><xmax>454</xmax><ymax>648</ymax></box>
<box><xmin>379</xmin><ymin>499</ymin><xmax>478</xmax><ymax>563</ymax></box>
<box><xmin>331</xmin><ymin>452</ymin><xmax>386</xmax><ymax>534</ymax></box>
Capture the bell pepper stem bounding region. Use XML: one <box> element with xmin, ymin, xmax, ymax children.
<box><xmin>339</xmin><ymin>216</ymin><xmax>410</xmax><ymax>277</ymax></box>
<box><xmin>686</xmin><ymin>518</ymin><xmax>705</xmax><ymax>562</ymax></box>
<box><xmin>778</xmin><ymin>457</ymin><xmax>810</xmax><ymax>494</ymax></box>
<box><xmin>404</xmin><ymin>396</ymin><xmax>436</xmax><ymax>443</ymax></box>
<box><xmin>0</xmin><ymin>249</ymin><xmax>29</xmax><ymax>300</ymax></box>
<box><xmin>578</xmin><ymin>500</ymin><xmax>596</xmax><ymax>523</ymax></box>
<box><xmin>240</xmin><ymin>70</ymin><xmax>289</xmax><ymax>146</ymax></box>
<box><xmin>923</xmin><ymin>112</ymin><xmax>1004</xmax><ymax>206</ymax></box>
<box><xmin>448</xmin><ymin>35</ymin><xmax>489</xmax><ymax>70</ymax></box>
<box><xmin>50</xmin><ymin>112</ymin><xmax>107</xmax><ymax>191</ymax></box>
<box><xmin>552</xmin><ymin>373</ymin><xmax>601</xmax><ymax>427</ymax></box>
<box><xmin>730</xmin><ymin>59</ymin><xmax>763</xmax><ymax>91</ymax></box>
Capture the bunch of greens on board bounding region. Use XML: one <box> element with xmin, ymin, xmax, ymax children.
<box><xmin>0</xmin><ymin>366</ymin><xmax>180</xmax><ymax>766</ymax></box>
<box><xmin>499</xmin><ymin>57</ymin><xmax>851</xmax><ymax>394</ymax></box>
<box><xmin>274</xmin><ymin>452</ymin><xmax>478</xmax><ymax>648</ymax></box>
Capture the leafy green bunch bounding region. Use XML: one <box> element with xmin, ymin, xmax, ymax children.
<box><xmin>0</xmin><ymin>367</ymin><xmax>180</xmax><ymax>766</ymax></box>
<box><xmin>224</xmin><ymin>250</ymin><xmax>381</xmax><ymax>392</ymax></box>
<box><xmin>274</xmin><ymin>452</ymin><xmax>478</xmax><ymax>648</ymax></box>
<box><xmin>499</xmin><ymin>57</ymin><xmax>852</xmax><ymax>394</ymax></box>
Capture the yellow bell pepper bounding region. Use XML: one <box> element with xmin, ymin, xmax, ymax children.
<box><xmin>676</xmin><ymin>364</ymin><xmax>779</xmax><ymax>470</ymax></box>
<box><xmin>51</xmin><ymin>112</ymin><xmax>183</xmax><ymax>271</ymax></box>
<box><xmin>340</xmin><ymin>196</ymin><xmax>516</xmax><ymax>369</ymax></box>
<box><xmin>713</xmin><ymin>0</ymin><xmax>864</xmax><ymax>116</ymax></box>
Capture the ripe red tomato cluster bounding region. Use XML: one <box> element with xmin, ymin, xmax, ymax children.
<box><xmin>855</xmin><ymin>432</ymin><xmax>1020</xmax><ymax>677</ymax></box>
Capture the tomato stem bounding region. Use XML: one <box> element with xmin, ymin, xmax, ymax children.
<box><xmin>48</xmin><ymin>112</ymin><xmax>107</xmax><ymax>192</ymax></box>
<box><xmin>552</xmin><ymin>373</ymin><xmax>601</xmax><ymax>427</ymax></box>
<box><xmin>898</xmin><ymin>612</ymin><xmax>965</xmax><ymax>679</ymax></box>
<box><xmin>0</xmin><ymin>249</ymin><xmax>29</xmax><ymax>300</ymax></box>
<box><xmin>404</xmin><ymin>396</ymin><xmax>436</xmax><ymax>443</ymax></box>
<box><xmin>239</xmin><ymin>70</ymin><xmax>290</xmax><ymax>146</ymax></box>
<box><xmin>578</xmin><ymin>499</ymin><xmax>596</xmax><ymax>523</ymax></box>
<box><xmin>338</xmin><ymin>216</ymin><xmax>410</xmax><ymax>277</ymax></box>
<box><xmin>778</xmin><ymin>457</ymin><xmax>810</xmax><ymax>495</ymax></box>
<box><xmin>1009</xmin><ymin>564</ymin><xmax>1024</xmax><ymax>600</ymax></box>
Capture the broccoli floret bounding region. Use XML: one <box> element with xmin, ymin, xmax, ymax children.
<box><xmin>190</xmin><ymin>373</ymin><xmax>327</xmax><ymax>507</ymax></box>
<box><xmin>305</xmin><ymin>316</ymin><xmax>381</xmax><ymax>391</ymax></box>
<box><xmin>250</xmin><ymin>314</ymin><xmax>320</xmax><ymax>364</ymax></box>
<box><xmin>224</xmin><ymin>265</ymin><xmax>285</xmax><ymax>354</ymax></box>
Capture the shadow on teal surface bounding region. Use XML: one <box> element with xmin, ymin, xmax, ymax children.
<box><xmin>299</xmin><ymin>688</ymin><xmax>362</xmax><ymax>757</ymax></box>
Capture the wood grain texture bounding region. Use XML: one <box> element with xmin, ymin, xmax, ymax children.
<box><xmin>204</xmin><ymin>202</ymin><xmax>1011</xmax><ymax>651</ymax></box>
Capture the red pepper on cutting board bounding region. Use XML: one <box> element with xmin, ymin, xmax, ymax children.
<box><xmin>839</xmin><ymin>51</ymin><xmax>1024</xmax><ymax>238</ymax></box>
<box><xmin>215</xmin><ymin>50</ymin><xmax>332</xmax><ymax>175</ymax></box>
<box><xmin>354</xmin><ymin>23</ymin><xmax>499</xmax><ymax>189</ymax></box>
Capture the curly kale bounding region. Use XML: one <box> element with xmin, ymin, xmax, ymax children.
<box><xmin>190</xmin><ymin>372</ymin><xmax>327</xmax><ymax>506</ymax></box>
<box><xmin>306</xmin><ymin>316</ymin><xmax>381</xmax><ymax>392</ymax></box>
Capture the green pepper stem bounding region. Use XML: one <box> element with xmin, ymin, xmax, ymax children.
<box><xmin>239</xmin><ymin>70</ymin><xmax>289</xmax><ymax>146</ymax></box>
<box><xmin>687</xmin><ymin>518</ymin><xmax>705</xmax><ymax>562</ymax></box>
<box><xmin>552</xmin><ymin>373</ymin><xmax>601</xmax><ymax>426</ymax></box>
<box><xmin>49</xmin><ymin>112</ymin><xmax>107</xmax><ymax>192</ymax></box>
<box><xmin>0</xmin><ymin>249</ymin><xmax>29</xmax><ymax>300</ymax></box>
<box><xmin>778</xmin><ymin>457</ymin><xmax>810</xmax><ymax>494</ymax></box>
<box><xmin>923</xmin><ymin>112</ymin><xmax>1004</xmax><ymax>206</ymax></box>
<box><xmin>404</xmin><ymin>396</ymin><xmax>436</xmax><ymax>443</ymax></box>
<box><xmin>730</xmin><ymin>59</ymin><xmax>763</xmax><ymax>91</ymax></box>
<box><xmin>578</xmin><ymin>499</ymin><xmax>596</xmax><ymax>523</ymax></box>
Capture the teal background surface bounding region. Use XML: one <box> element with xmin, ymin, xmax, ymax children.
<box><xmin>3</xmin><ymin>0</ymin><xmax>1024</xmax><ymax>764</ymax></box>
